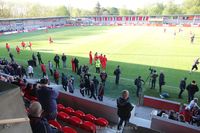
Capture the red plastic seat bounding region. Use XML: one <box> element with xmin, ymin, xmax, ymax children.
<box><xmin>95</xmin><ymin>118</ymin><xmax>109</xmax><ymax>127</ymax></box>
<box><xmin>72</xmin><ymin>110</ymin><xmax>85</xmax><ymax>118</ymax></box>
<box><xmin>57</xmin><ymin>111</ymin><xmax>70</xmax><ymax>122</ymax></box>
<box><xmin>68</xmin><ymin>116</ymin><xmax>83</xmax><ymax>127</ymax></box>
<box><xmin>81</xmin><ymin>121</ymin><xmax>96</xmax><ymax>133</ymax></box>
<box><xmin>48</xmin><ymin>120</ymin><xmax>62</xmax><ymax>130</ymax></box>
<box><xmin>57</xmin><ymin>104</ymin><xmax>65</xmax><ymax>112</ymax></box>
<box><xmin>83</xmin><ymin>114</ymin><xmax>96</xmax><ymax>122</ymax></box>
<box><xmin>63</xmin><ymin>107</ymin><xmax>75</xmax><ymax>115</ymax></box>
<box><xmin>62</xmin><ymin>126</ymin><xmax>77</xmax><ymax>133</ymax></box>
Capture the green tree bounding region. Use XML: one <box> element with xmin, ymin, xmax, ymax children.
<box><xmin>183</xmin><ymin>0</ymin><xmax>200</xmax><ymax>14</ymax></box>
<box><xmin>162</xmin><ymin>1</ymin><xmax>183</xmax><ymax>15</ymax></box>
<box><xmin>108</xmin><ymin>7</ymin><xmax>119</xmax><ymax>15</ymax></box>
<box><xmin>136</xmin><ymin>8</ymin><xmax>149</xmax><ymax>15</ymax></box>
<box><xmin>55</xmin><ymin>6</ymin><xmax>70</xmax><ymax>16</ymax></box>
<box><xmin>148</xmin><ymin>3</ymin><xmax>165</xmax><ymax>15</ymax></box>
<box><xmin>94</xmin><ymin>1</ymin><xmax>101</xmax><ymax>15</ymax></box>
<box><xmin>71</xmin><ymin>8</ymin><xmax>82</xmax><ymax>17</ymax></box>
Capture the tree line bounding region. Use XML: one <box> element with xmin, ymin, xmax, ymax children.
<box><xmin>0</xmin><ymin>0</ymin><xmax>199</xmax><ymax>18</ymax></box>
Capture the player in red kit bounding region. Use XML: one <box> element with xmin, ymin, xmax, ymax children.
<box><xmin>89</xmin><ymin>51</ymin><xmax>93</xmax><ymax>65</ymax></box>
<box><xmin>49</xmin><ymin>37</ymin><xmax>53</xmax><ymax>44</ymax></box>
<box><xmin>102</xmin><ymin>55</ymin><xmax>107</xmax><ymax>69</ymax></box>
<box><xmin>6</xmin><ymin>43</ymin><xmax>10</xmax><ymax>52</ymax></box>
<box><xmin>21</xmin><ymin>41</ymin><xmax>26</xmax><ymax>49</ymax></box>
<box><xmin>16</xmin><ymin>46</ymin><xmax>20</xmax><ymax>54</ymax></box>
<box><xmin>29</xmin><ymin>42</ymin><xmax>32</xmax><ymax>50</ymax></box>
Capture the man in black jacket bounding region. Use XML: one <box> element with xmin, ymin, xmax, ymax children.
<box><xmin>117</xmin><ymin>90</ymin><xmax>134</xmax><ymax>131</ymax></box>
<box><xmin>135</xmin><ymin>76</ymin><xmax>145</xmax><ymax>97</ymax></box>
<box><xmin>151</xmin><ymin>70</ymin><xmax>158</xmax><ymax>89</ymax></box>
<box><xmin>73</xmin><ymin>57</ymin><xmax>79</xmax><ymax>73</ymax></box>
<box><xmin>29</xmin><ymin>101</ymin><xmax>62</xmax><ymax>133</ymax></box>
<box><xmin>9</xmin><ymin>52</ymin><xmax>14</xmax><ymax>62</ymax></box>
<box><xmin>54</xmin><ymin>54</ymin><xmax>60</xmax><ymax>69</ymax></box>
<box><xmin>37</xmin><ymin>52</ymin><xmax>42</xmax><ymax>65</ymax></box>
<box><xmin>178</xmin><ymin>77</ymin><xmax>187</xmax><ymax>99</ymax></box>
<box><xmin>89</xmin><ymin>81</ymin><xmax>97</xmax><ymax>100</ymax></box>
<box><xmin>186</xmin><ymin>80</ymin><xmax>199</xmax><ymax>102</ymax></box>
<box><xmin>159</xmin><ymin>71</ymin><xmax>165</xmax><ymax>93</ymax></box>
<box><xmin>61</xmin><ymin>53</ymin><xmax>67</xmax><ymax>68</ymax></box>
<box><xmin>114</xmin><ymin>65</ymin><xmax>121</xmax><ymax>85</ymax></box>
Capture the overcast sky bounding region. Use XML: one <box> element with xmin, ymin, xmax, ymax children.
<box><xmin>8</xmin><ymin>0</ymin><xmax>183</xmax><ymax>10</ymax></box>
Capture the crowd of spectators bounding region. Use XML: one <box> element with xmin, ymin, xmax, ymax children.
<box><xmin>157</xmin><ymin>98</ymin><xmax>200</xmax><ymax>126</ymax></box>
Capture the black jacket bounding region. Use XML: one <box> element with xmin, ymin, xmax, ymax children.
<box><xmin>61</xmin><ymin>55</ymin><xmax>67</xmax><ymax>62</ymax></box>
<box><xmin>29</xmin><ymin>116</ymin><xmax>60</xmax><ymax>133</ymax></box>
<box><xmin>186</xmin><ymin>83</ymin><xmax>199</xmax><ymax>95</ymax></box>
<box><xmin>117</xmin><ymin>97</ymin><xmax>134</xmax><ymax>120</ymax></box>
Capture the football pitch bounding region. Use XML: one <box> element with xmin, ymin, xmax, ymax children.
<box><xmin>0</xmin><ymin>26</ymin><xmax>200</xmax><ymax>104</ymax></box>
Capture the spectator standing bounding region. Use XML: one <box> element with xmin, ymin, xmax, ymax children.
<box><xmin>53</xmin><ymin>70</ymin><xmax>59</xmax><ymax>85</ymax></box>
<box><xmin>48</xmin><ymin>61</ymin><xmax>53</xmax><ymax>76</ymax></box>
<box><xmin>114</xmin><ymin>65</ymin><xmax>121</xmax><ymax>85</ymax></box>
<box><xmin>71</xmin><ymin>58</ymin><xmax>75</xmax><ymax>72</ymax></box>
<box><xmin>40</xmin><ymin>63</ymin><xmax>47</xmax><ymax>77</ymax></box>
<box><xmin>80</xmin><ymin>79</ymin><xmax>85</xmax><ymax>96</ymax></box>
<box><xmin>178</xmin><ymin>77</ymin><xmax>187</xmax><ymax>99</ymax></box>
<box><xmin>27</xmin><ymin>65</ymin><xmax>34</xmax><ymax>78</ymax></box>
<box><xmin>37</xmin><ymin>78</ymin><xmax>59</xmax><ymax>120</ymax></box>
<box><xmin>61</xmin><ymin>53</ymin><xmax>67</xmax><ymax>68</ymax></box>
<box><xmin>37</xmin><ymin>52</ymin><xmax>42</xmax><ymax>65</ymax></box>
<box><xmin>89</xmin><ymin>81</ymin><xmax>97</xmax><ymax>100</ymax></box>
<box><xmin>9</xmin><ymin>52</ymin><xmax>14</xmax><ymax>62</ymax></box>
<box><xmin>186</xmin><ymin>80</ymin><xmax>199</xmax><ymax>102</ymax></box>
<box><xmin>54</xmin><ymin>54</ymin><xmax>60</xmax><ymax>69</ymax></box>
<box><xmin>61</xmin><ymin>73</ymin><xmax>68</xmax><ymax>91</ymax></box>
<box><xmin>73</xmin><ymin>57</ymin><xmax>79</xmax><ymax>73</ymax></box>
<box><xmin>100</xmin><ymin>71</ymin><xmax>107</xmax><ymax>85</ymax></box>
<box><xmin>135</xmin><ymin>76</ymin><xmax>145</xmax><ymax>97</ymax></box>
<box><xmin>92</xmin><ymin>76</ymin><xmax>99</xmax><ymax>96</ymax></box>
<box><xmin>159</xmin><ymin>71</ymin><xmax>165</xmax><ymax>93</ymax></box>
<box><xmin>117</xmin><ymin>90</ymin><xmax>134</xmax><ymax>131</ymax></box>
<box><xmin>32</xmin><ymin>53</ymin><xmax>37</xmax><ymax>66</ymax></box>
<box><xmin>98</xmin><ymin>83</ymin><xmax>104</xmax><ymax>101</ymax></box>
<box><xmin>151</xmin><ymin>70</ymin><xmax>158</xmax><ymax>89</ymax></box>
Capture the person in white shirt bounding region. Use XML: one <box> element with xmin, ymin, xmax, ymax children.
<box><xmin>186</xmin><ymin>98</ymin><xmax>199</xmax><ymax>110</ymax></box>
<box><xmin>27</xmin><ymin>65</ymin><xmax>34</xmax><ymax>78</ymax></box>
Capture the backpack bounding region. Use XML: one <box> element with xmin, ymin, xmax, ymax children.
<box><xmin>134</xmin><ymin>78</ymin><xmax>138</xmax><ymax>85</ymax></box>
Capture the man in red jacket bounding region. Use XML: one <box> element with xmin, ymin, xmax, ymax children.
<box><xmin>49</xmin><ymin>37</ymin><xmax>53</xmax><ymax>44</ymax></box>
<box><xmin>21</xmin><ymin>41</ymin><xmax>26</xmax><ymax>49</ymax></box>
<box><xmin>29</xmin><ymin>42</ymin><xmax>32</xmax><ymax>50</ymax></box>
<box><xmin>6</xmin><ymin>43</ymin><xmax>10</xmax><ymax>52</ymax></box>
<box><xmin>53</xmin><ymin>70</ymin><xmax>59</xmax><ymax>85</ymax></box>
<box><xmin>40</xmin><ymin>63</ymin><xmax>47</xmax><ymax>77</ymax></box>
<box><xmin>102</xmin><ymin>55</ymin><xmax>107</xmax><ymax>69</ymax></box>
<box><xmin>16</xmin><ymin>46</ymin><xmax>20</xmax><ymax>54</ymax></box>
<box><xmin>89</xmin><ymin>51</ymin><xmax>93</xmax><ymax>65</ymax></box>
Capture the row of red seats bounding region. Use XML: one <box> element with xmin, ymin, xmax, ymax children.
<box><xmin>48</xmin><ymin>120</ymin><xmax>77</xmax><ymax>133</ymax></box>
<box><xmin>57</xmin><ymin>104</ymin><xmax>109</xmax><ymax>133</ymax></box>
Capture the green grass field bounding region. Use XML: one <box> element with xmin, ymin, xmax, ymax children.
<box><xmin>0</xmin><ymin>26</ymin><xmax>200</xmax><ymax>104</ymax></box>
